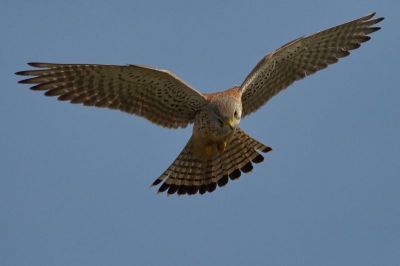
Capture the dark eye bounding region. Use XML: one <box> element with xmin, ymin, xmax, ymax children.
<box><xmin>234</xmin><ymin>110</ymin><xmax>238</xmax><ymax>118</ymax></box>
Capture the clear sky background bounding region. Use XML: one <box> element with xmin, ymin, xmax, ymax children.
<box><xmin>1</xmin><ymin>1</ymin><xmax>399</xmax><ymax>265</ymax></box>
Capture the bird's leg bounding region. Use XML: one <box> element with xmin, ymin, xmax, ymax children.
<box><xmin>205</xmin><ymin>141</ymin><xmax>226</xmax><ymax>156</ymax></box>
<box><xmin>205</xmin><ymin>144</ymin><xmax>213</xmax><ymax>156</ymax></box>
<box><xmin>217</xmin><ymin>141</ymin><xmax>227</xmax><ymax>154</ymax></box>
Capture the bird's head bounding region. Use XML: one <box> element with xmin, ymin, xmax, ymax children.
<box><xmin>209</xmin><ymin>95</ymin><xmax>242</xmax><ymax>131</ymax></box>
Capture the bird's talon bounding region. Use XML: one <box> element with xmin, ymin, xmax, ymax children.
<box><xmin>205</xmin><ymin>145</ymin><xmax>213</xmax><ymax>156</ymax></box>
<box><xmin>217</xmin><ymin>142</ymin><xmax>226</xmax><ymax>153</ymax></box>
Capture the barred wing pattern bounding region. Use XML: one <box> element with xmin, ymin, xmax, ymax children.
<box><xmin>151</xmin><ymin>128</ymin><xmax>272</xmax><ymax>196</ymax></box>
<box><xmin>240</xmin><ymin>12</ymin><xmax>384</xmax><ymax>117</ymax></box>
<box><xmin>16</xmin><ymin>63</ymin><xmax>206</xmax><ymax>129</ymax></box>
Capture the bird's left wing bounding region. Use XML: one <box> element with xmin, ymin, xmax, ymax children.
<box><xmin>240</xmin><ymin>12</ymin><xmax>384</xmax><ymax>118</ymax></box>
<box><xmin>16</xmin><ymin>63</ymin><xmax>207</xmax><ymax>129</ymax></box>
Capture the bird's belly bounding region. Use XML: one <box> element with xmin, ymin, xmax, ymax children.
<box><xmin>191</xmin><ymin>108</ymin><xmax>236</xmax><ymax>161</ymax></box>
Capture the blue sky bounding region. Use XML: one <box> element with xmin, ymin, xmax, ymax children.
<box><xmin>1</xmin><ymin>1</ymin><xmax>399</xmax><ymax>265</ymax></box>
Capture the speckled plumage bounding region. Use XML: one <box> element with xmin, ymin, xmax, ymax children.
<box><xmin>16</xmin><ymin>13</ymin><xmax>383</xmax><ymax>196</ymax></box>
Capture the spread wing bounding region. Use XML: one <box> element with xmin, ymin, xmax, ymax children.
<box><xmin>240</xmin><ymin>12</ymin><xmax>384</xmax><ymax>117</ymax></box>
<box><xmin>16</xmin><ymin>63</ymin><xmax>207</xmax><ymax>129</ymax></box>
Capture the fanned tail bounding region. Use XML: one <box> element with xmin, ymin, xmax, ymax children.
<box><xmin>151</xmin><ymin>128</ymin><xmax>272</xmax><ymax>196</ymax></box>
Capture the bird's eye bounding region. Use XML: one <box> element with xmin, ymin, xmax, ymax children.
<box><xmin>234</xmin><ymin>110</ymin><xmax>238</xmax><ymax>118</ymax></box>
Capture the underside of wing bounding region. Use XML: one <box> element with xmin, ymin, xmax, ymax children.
<box><xmin>240</xmin><ymin>12</ymin><xmax>384</xmax><ymax>118</ymax></box>
<box><xmin>16</xmin><ymin>63</ymin><xmax>207</xmax><ymax>129</ymax></box>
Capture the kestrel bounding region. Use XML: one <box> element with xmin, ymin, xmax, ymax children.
<box><xmin>16</xmin><ymin>13</ymin><xmax>383</xmax><ymax>196</ymax></box>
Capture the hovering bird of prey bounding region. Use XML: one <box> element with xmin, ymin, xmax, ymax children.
<box><xmin>16</xmin><ymin>13</ymin><xmax>383</xmax><ymax>196</ymax></box>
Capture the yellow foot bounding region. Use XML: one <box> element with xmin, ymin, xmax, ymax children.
<box><xmin>217</xmin><ymin>141</ymin><xmax>227</xmax><ymax>154</ymax></box>
<box><xmin>205</xmin><ymin>145</ymin><xmax>213</xmax><ymax>156</ymax></box>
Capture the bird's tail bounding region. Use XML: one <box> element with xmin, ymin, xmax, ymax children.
<box><xmin>151</xmin><ymin>128</ymin><xmax>272</xmax><ymax>196</ymax></box>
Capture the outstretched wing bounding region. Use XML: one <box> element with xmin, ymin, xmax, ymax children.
<box><xmin>240</xmin><ymin>12</ymin><xmax>384</xmax><ymax>118</ymax></box>
<box><xmin>16</xmin><ymin>63</ymin><xmax>207</xmax><ymax>129</ymax></box>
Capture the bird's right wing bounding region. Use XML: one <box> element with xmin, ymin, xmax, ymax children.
<box><xmin>16</xmin><ymin>63</ymin><xmax>207</xmax><ymax>129</ymax></box>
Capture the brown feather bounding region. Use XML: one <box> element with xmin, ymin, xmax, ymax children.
<box><xmin>240</xmin><ymin>13</ymin><xmax>384</xmax><ymax>117</ymax></box>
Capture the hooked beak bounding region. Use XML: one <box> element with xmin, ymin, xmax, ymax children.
<box><xmin>225</xmin><ymin>119</ymin><xmax>235</xmax><ymax>130</ymax></box>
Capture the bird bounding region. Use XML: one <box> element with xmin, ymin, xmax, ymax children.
<box><xmin>16</xmin><ymin>12</ymin><xmax>383</xmax><ymax>196</ymax></box>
